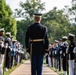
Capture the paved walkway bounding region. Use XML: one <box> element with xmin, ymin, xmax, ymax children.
<box><xmin>10</xmin><ymin>60</ymin><xmax>58</xmax><ymax>75</ymax></box>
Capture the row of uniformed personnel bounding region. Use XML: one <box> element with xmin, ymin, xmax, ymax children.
<box><xmin>0</xmin><ymin>28</ymin><xmax>24</xmax><ymax>75</ymax></box>
<box><xmin>25</xmin><ymin>13</ymin><xmax>76</xmax><ymax>75</ymax></box>
<box><xmin>46</xmin><ymin>33</ymin><xmax>76</xmax><ymax>75</ymax></box>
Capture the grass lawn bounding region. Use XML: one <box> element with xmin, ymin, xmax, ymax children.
<box><xmin>43</xmin><ymin>58</ymin><xmax>64</xmax><ymax>75</ymax></box>
<box><xmin>50</xmin><ymin>67</ymin><xmax>64</xmax><ymax>75</ymax></box>
<box><xmin>44</xmin><ymin>61</ymin><xmax>64</xmax><ymax>75</ymax></box>
<box><xmin>4</xmin><ymin>60</ymin><xmax>25</xmax><ymax>75</ymax></box>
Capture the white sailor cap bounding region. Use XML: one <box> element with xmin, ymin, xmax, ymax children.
<box><xmin>69</xmin><ymin>33</ymin><xmax>75</xmax><ymax>37</ymax></box>
<box><xmin>6</xmin><ymin>32</ymin><xmax>11</xmax><ymax>35</ymax></box>
<box><xmin>62</xmin><ymin>36</ymin><xmax>68</xmax><ymax>39</ymax></box>
<box><xmin>55</xmin><ymin>40</ymin><xmax>59</xmax><ymax>43</ymax></box>
<box><xmin>0</xmin><ymin>28</ymin><xmax>5</xmax><ymax>32</ymax></box>
<box><xmin>49</xmin><ymin>44</ymin><xmax>51</xmax><ymax>46</ymax></box>
<box><xmin>12</xmin><ymin>39</ymin><xmax>17</xmax><ymax>42</ymax></box>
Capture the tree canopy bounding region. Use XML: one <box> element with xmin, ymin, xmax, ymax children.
<box><xmin>42</xmin><ymin>8</ymin><xmax>71</xmax><ymax>42</ymax></box>
<box><xmin>14</xmin><ymin>0</ymin><xmax>45</xmax><ymax>19</ymax></box>
<box><xmin>0</xmin><ymin>0</ymin><xmax>75</xmax><ymax>47</ymax></box>
<box><xmin>15</xmin><ymin>0</ymin><xmax>75</xmax><ymax>46</ymax></box>
<box><xmin>0</xmin><ymin>0</ymin><xmax>17</xmax><ymax>38</ymax></box>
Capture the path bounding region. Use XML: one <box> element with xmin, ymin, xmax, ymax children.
<box><xmin>10</xmin><ymin>60</ymin><xmax>58</xmax><ymax>75</ymax></box>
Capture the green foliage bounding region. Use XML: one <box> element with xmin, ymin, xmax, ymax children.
<box><xmin>42</xmin><ymin>8</ymin><xmax>70</xmax><ymax>42</ymax></box>
<box><xmin>16</xmin><ymin>0</ymin><xmax>76</xmax><ymax>47</ymax></box>
<box><xmin>14</xmin><ymin>0</ymin><xmax>45</xmax><ymax>19</ymax></box>
<box><xmin>4</xmin><ymin>60</ymin><xmax>25</xmax><ymax>75</ymax></box>
<box><xmin>0</xmin><ymin>0</ymin><xmax>17</xmax><ymax>38</ymax></box>
<box><xmin>50</xmin><ymin>67</ymin><xmax>64</xmax><ymax>75</ymax></box>
<box><xmin>16</xmin><ymin>19</ymin><xmax>33</xmax><ymax>46</ymax></box>
<box><xmin>63</xmin><ymin>0</ymin><xmax>76</xmax><ymax>42</ymax></box>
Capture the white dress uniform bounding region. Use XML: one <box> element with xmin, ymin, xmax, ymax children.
<box><xmin>48</xmin><ymin>44</ymin><xmax>52</xmax><ymax>67</ymax></box>
<box><xmin>74</xmin><ymin>47</ymin><xmax>76</xmax><ymax>75</ymax></box>
<box><xmin>0</xmin><ymin>28</ymin><xmax>5</xmax><ymax>74</ymax></box>
<box><xmin>68</xmin><ymin>33</ymin><xmax>75</xmax><ymax>75</ymax></box>
<box><xmin>62</xmin><ymin>36</ymin><xmax>68</xmax><ymax>75</ymax></box>
<box><xmin>0</xmin><ymin>41</ymin><xmax>4</xmax><ymax>74</ymax></box>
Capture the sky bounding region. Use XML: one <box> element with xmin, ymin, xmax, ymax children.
<box><xmin>6</xmin><ymin>0</ymin><xmax>72</xmax><ymax>13</ymax></box>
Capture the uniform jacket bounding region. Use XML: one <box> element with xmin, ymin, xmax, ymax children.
<box><xmin>62</xmin><ymin>41</ymin><xmax>68</xmax><ymax>57</ymax></box>
<box><xmin>25</xmin><ymin>23</ymin><xmax>49</xmax><ymax>55</ymax></box>
<box><xmin>0</xmin><ymin>35</ymin><xmax>5</xmax><ymax>54</ymax></box>
<box><xmin>68</xmin><ymin>41</ymin><xmax>75</xmax><ymax>60</ymax></box>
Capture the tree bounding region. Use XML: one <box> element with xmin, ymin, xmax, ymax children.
<box><xmin>14</xmin><ymin>0</ymin><xmax>45</xmax><ymax>19</ymax></box>
<box><xmin>69</xmin><ymin>0</ymin><xmax>76</xmax><ymax>24</ymax></box>
<box><xmin>64</xmin><ymin>0</ymin><xmax>76</xmax><ymax>25</ymax></box>
<box><xmin>0</xmin><ymin>0</ymin><xmax>17</xmax><ymax>38</ymax></box>
<box><xmin>42</xmin><ymin>8</ymin><xmax>70</xmax><ymax>42</ymax></box>
<box><xmin>63</xmin><ymin>0</ymin><xmax>76</xmax><ymax>41</ymax></box>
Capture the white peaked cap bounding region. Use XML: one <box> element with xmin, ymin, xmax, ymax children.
<box><xmin>62</xmin><ymin>36</ymin><xmax>68</xmax><ymax>39</ymax></box>
<box><xmin>55</xmin><ymin>40</ymin><xmax>59</xmax><ymax>42</ymax></box>
<box><xmin>6</xmin><ymin>32</ymin><xmax>11</xmax><ymax>35</ymax></box>
<box><xmin>0</xmin><ymin>28</ymin><xmax>5</xmax><ymax>32</ymax></box>
<box><xmin>69</xmin><ymin>33</ymin><xmax>75</xmax><ymax>37</ymax></box>
<box><xmin>13</xmin><ymin>39</ymin><xmax>17</xmax><ymax>42</ymax></box>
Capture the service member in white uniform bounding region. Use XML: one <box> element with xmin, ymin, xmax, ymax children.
<box><xmin>62</xmin><ymin>36</ymin><xmax>68</xmax><ymax>75</ymax></box>
<box><xmin>68</xmin><ymin>33</ymin><xmax>75</xmax><ymax>75</ymax></box>
<box><xmin>0</xmin><ymin>28</ymin><xmax>6</xmax><ymax>75</ymax></box>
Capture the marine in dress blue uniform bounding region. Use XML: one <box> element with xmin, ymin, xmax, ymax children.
<box><xmin>25</xmin><ymin>13</ymin><xmax>49</xmax><ymax>75</ymax></box>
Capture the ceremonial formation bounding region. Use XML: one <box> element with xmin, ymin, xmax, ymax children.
<box><xmin>45</xmin><ymin>34</ymin><xmax>76</xmax><ymax>75</ymax></box>
<box><xmin>0</xmin><ymin>28</ymin><xmax>24</xmax><ymax>75</ymax></box>
<box><xmin>0</xmin><ymin>13</ymin><xmax>76</xmax><ymax>75</ymax></box>
<box><xmin>25</xmin><ymin>13</ymin><xmax>76</xmax><ymax>75</ymax></box>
